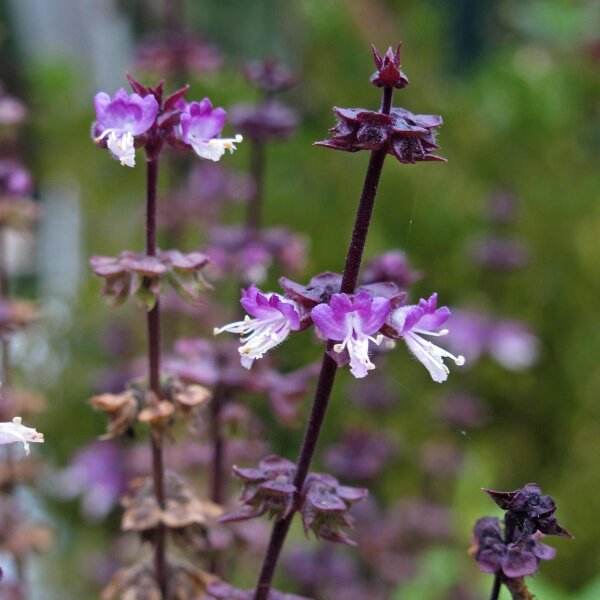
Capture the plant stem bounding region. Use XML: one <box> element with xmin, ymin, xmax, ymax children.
<box><xmin>489</xmin><ymin>574</ymin><xmax>502</xmax><ymax>600</ymax></box>
<box><xmin>146</xmin><ymin>154</ymin><xmax>168</xmax><ymax>597</ymax></box>
<box><xmin>252</xmin><ymin>86</ymin><xmax>393</xmax><ymax>600</ymax></box>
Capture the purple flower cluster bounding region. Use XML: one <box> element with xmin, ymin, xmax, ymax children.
<box><xmin>222</xmin><ymin>455</ymin><xmax>368</xmax><ymax>545</ymax></box>
<box><xmin>90</xmin><ymin>249</ymin><xmax>210</xmax><ymax>310</ymax></box>
<box><xmin>92</xmin><ymin>76</ymin><xmax>241</xmax><ymax>167</ymax></box>
<box><xmin>446</xmin><ymin>309</ymin><xmax>539</xmax><ymax>371</ymax></box>
<box><xmin>471</xmin><ymin>517</ymin><xmax>556</xmax><ymax>578</ymax></box>
<box><xmin>315</xmin><ymin>106</ymin><xmax>444</xmax><ymax>164</ymax></box>
<box><xmin>215</xmin><ymin>275</ymin><xmax>464</xmax><ymax>382</ymax></box>
<box><xmin>205</xmin><ymin>225</ymin><xmax>306</xmax><ymax>284</ymax></box>
<box><xmin>471</xmin><ymin>483</ymin><xmax>571</xmax><ymax>584</ymax></box>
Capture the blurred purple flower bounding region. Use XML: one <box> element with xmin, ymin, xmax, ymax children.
<box><xmin>0</xmin><ymin>160</ymin><xmax>33</xmax><ymax>197</ymax></box>
<box><xmin>487</xmin><ymin>320</ymin><xmax>539</xmax><ymax>371</ymax></box>
<box><xmin>93</xmin><ymin>88</ymin><xmax>159</xmax><ymax>167</ymax></box>
<box><xmin>435</xmin><ymin>392</ymin><xmax>488</xmax><ymax>429</ymax></box>
<box><xmin>445</xmin><ymin>310</ymin><xmax>539</xmax><ymax>371</ymax></box>
<box><xmin>470</xmin><ymin>236</ymin><xmax>530</xmax><ymax>271</ymax></box>
<box><xmin>55</xmin><ymin>441</ymin><xmax>127</xmax><ymax>520</ymax></box>
<box><xmin>325</xmin><ymin>428</ymin><xmax>396</xmax><ymax>481</ymax></box>
<box><xmin>214</xmin><ymin>286</ymin><xmax>301</xmax><ymax>369</ymax></box>
<box><xmin>312</xmin><ymin>291</ymin><xmax>390</xmax><ymax>378</ymax></box>
<box><xmin>230</xmin><ymin>101</ymin><xmax>298</xmax><ymax>141</ymax></box>
<box><xmin>348</xmin><ymin>370</ymin><xmax>397</xmax><ymax>411</ymax></box>
<box><xmin>486</xmin><ymin>189</ymin><xmax>518</xmax><ymax>225</ymax></box>
<box><xmin>389</xmin><ymin>293</ymin><xmax>464</xmax><ymax>383</ymax></box>
<box><xmin>243</xmin><ymin>59</ymin><xmax>297</xmax><ymax>94</ymax></box>
<box><xmin>205</xmin><ymin>226</ymin><xmax>306</xmax><ymax>284</ymax></box>
<box><xmin>361</xmin><ymin>250</ymin><xmax>421</xmax><ymax>289</ymax></box>
<box><xmin>284</xmin><ymin>546</ymin><xmax>360</xmax><ymax>593</ymax></box>
<box><xmin>134</xmin><ymin>33</ymin><xmax>223</xmax><ymax>76</ymax></box>
<box><xmin>420</xmin><ymin>439</ymin><xmax>463</xmax><ymax>477</ymax></box>
<box><xmin>0</xmin><ymin>87</ymin><xmax>27</xmax><ymax>126</ymax></box>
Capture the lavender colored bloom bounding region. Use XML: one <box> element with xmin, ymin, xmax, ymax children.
<box><xmin>0</xmin><ymin>88</ymin><xmax>27</xmax><ymax>126</ymax></box>
<box><xmin>230</xmin><ymin>101</ymin><xmax>298</xmax><ymax>141</ymax></box>
<box><xmin>389</xmin><ymin>294</ymin><xmax>464</xmax><ymax>383</ymax></box>
<box><xmin>214</xmin><ymin>286</ymin><xmax>301</xmax><ymax>368</ymax></box>
<box><xmin>311</xmin><ymin>291</ymin><xmax>391</xmax><ymax>378</ymax></box>
<box><xmin>361</xmin><ymin>250</ymin><xmax>421</xmax><ymax>288</ymax></box>
<box><xmin>0</xmin><ymin>160</ymin><xmax>33</xmax><ymax>198</ymax></box>
<box><xmin>325</xmin><ymin>428</ymin><xmax>395</xmax><ymax>481</ymax></box>
<box><xmin>0</xmin><ymin>417</ymin><xmax>44</xmax><ymax>455</ymax></box>
<box><xmin>445</xmin><ymin>310</ymin><xmax>539</xmax><ymax>371</ymax></box>
<box><xmin>93</xmin><ymin>88</ymin><xmax>159</xmax><ymax>167</ymax></box>
<box><xmin>487</xmin><ymin>320</ymin><xmax>539</xmax><ymax>371</ymax></box>
<box><xmin>180</xmin><ymin>98</ymin><xmax>242</xmax><ymax>161</ymax></box>
<box><xmin>243</xmin><ymin>59</ymin><xmax>297</xmax><ymax>94</ymax></box>
<box><xmin>470</xmin><ymin>236</ymin><xmax>530</xmax><ymax>271</ymax></box>
<box><xmin>435</xmin><ymin>392</ymin><xmax>488</xmax><ymax>429</ymax></box>
<box><xmin>486</xmin><ymin>189</ymin><xmax>518</xmax><ymax>225</ymax></box>
<box><xmin>55</xmin><ymin>441</ymin><xmax>127</xmax><ymax>520</ymax></box>
<box><xmin>470</xmin><ymin>517</ymin><xmax>556</xmax><ymax>578</ymax></box>
<box><xmin>205</xmin><ymin>226</ymin><xmax>306</xmax><ymax>283</ymax></box>
<box><xmin>134</xmin><ymin>33</ymin><xmax>223</xmax><ymax>76</ymax></box>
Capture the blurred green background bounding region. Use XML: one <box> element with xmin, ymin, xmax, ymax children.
<box><xmin>1</xmin><ymin>0</ymin><xmax>599</xmax><ymax>598</ymax></box>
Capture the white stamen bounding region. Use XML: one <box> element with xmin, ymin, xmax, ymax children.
<box><xmin>106</xmin><ymin>131</ymin><xmax>136</xmax><ymax>167</ymax></box>
<box><xmin>190</xmin><ymin>134</ymin><xmax>243</xmax><ymax>162</ymax></box>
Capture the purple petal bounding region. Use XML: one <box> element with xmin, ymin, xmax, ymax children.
<box><xmin>531</xmin><ymin>539</ymin><xmax>557</xmax><ymax>561</ymax></box>
<box><xmin>501</xmin><ymin>546</ymin><xmax>538</xmax><ymax>578</ymax></box>
<box><xmin>358</xmin><ymin>296</ymin><xmax>390</xmax><ymax>335</ymax></box>
<box><xmin>311</xmin><ymin>303</ymin><xmax>348</xmax><ymax>341</ymax></box>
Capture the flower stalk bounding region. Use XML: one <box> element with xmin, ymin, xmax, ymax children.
<box><xmin>145</xmin><ymin>150</ymin><xmax>168</xmax><ymax>596</ymax></box>
<box><xmin>252</xmin><ymin>84</ymin><xmax>394</xmax><ymax>600</ymax></box>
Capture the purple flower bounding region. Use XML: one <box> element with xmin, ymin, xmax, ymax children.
<box><xmin>484</xmin><ymin>483</ymin><xmax>572</xmax><ymax>540</ymax></box>
<box><xmin>311</xmin><ymin>291</ymin><xmax>391</xmax><ymax>378</ymax></box>
<box><xmin>470</xmin><ymin>236</ymin><xmax>530</xmax><ymax>271</ymax></box>
<box><xmin>300</xmin><ymin>473</ymin><xmax>368</xmax><ymax>545</ymax></box>
<box><xmin>214</xmin><ymin>286</ymin><xmax>301</xmax><ymax>368</ymax></box>
<box><xmin>487</xmin><ymin>320</ymin><xmax>539</xmax><ymax>371</ymax></box>
<box><xmin>361</xmin><ymin>250</ymin><xmax>421</xmax><ymax>288</ymax></box>
<box><xmin>315</xmin><ymin>106</ymin><xmax>444</xmax><ymax>164</ymax></box>
<box><xmin>243</xmin><ymin>59</ymin><xmax>298</xmax><ymax>94</ymax></box>
<box><xmin>180</xmin><ymin>98</ymin><xmax>242</xmax><ymax>161</ymax></box>
<box><xmin>55</xmin><ymin>441</ymin><xmax>127</xmax><ymax>520</ymax></box>
<box><xmin>230</xmin><ymin>100</ymin><xmax>298</xmax><ymax>141</ymax></box>
<box><xmin>445</xmin><ymin>310</ymin><xmax>539</xmax><ymax>371</ymax></box>
<box><xmin>389</xmin><ymin>294</ymin><xmax>464</xmax><ymax>382</ymax></box>
<box><xmin>0</xmin><ymin>160</ymin><xmax>33</xmax><ymax>197</ymax></box>
<box><xmin>470</xmin><ymin>517</ymin><xmax>557</xmax><ymax>578</ymax></box>
<box><xmin>134</xmin><ymin>33</ymin><xmax>223</xmax><ymax>76</ymax></box>
<box><xmin>222</xmin><ymin>455</ymin><xmax>298</xmax><ymax>523</ymax></box>
<box><xmin>93</xmin><ymin>88</ymin><xmax>159</xmax><ymax>167</ymax></box>
<box><xmin>325</xmin><ymin>428</ymin><xmax>395</xmax><ymax>481</ymax></box>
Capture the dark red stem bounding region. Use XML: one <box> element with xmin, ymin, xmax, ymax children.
<box><xmin>252</xmin><ymin>86</ymin><xmax>393</xmax><ymax>600</ymax></box>
<box><xmin>489</xmin><ymin>575</ymin><xmax>502</xmax><ymax>600</ymax></box>
<box><xmin>146</xmin><ymin>154</ymin><xmax>168</xmax><ymax>597</ymax></box>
